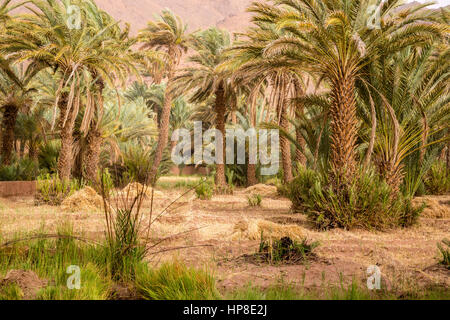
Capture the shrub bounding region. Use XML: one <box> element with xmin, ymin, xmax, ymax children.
<box><xmin>247</xmin><ymin>194</ymin><xmax>262</xmax><ymax>207</ymax></box>
<box><xmin>424</xmin><ymin>161</ymin><xmax>450</xmax><ymax>195</ymax></box>
<box><xmin>258</xmin><ymin>237</ymin><xmax>319</xmax><ymax>263</ymax></box>
<box><xmin>96</xmin><ymin>169</ymin><xmax>114</xmax><ymax>196</ymax></box>
<box><xmin>35</xmin><ymin>174</ymin><xmax>86</xmax><ymax>205</ymax></box>
<box><xmin>437</xmin><ymin>239</ymin><xmax>449</xmax><ymax>269</ymax></box>
<box><xmin>136</xmin><ymin>261</ymin><xmax>219</xmax><ymax>300</ymax></box>
<box><xmin>38</xmin><ymin>140</ymin><xmax>60</xmax><ymax>174</ymax></box>
<box><xmin>288</xmin><ymin>168</ymin><xmax>422</xmax><ymax>230</ymax></box>
<box><xmin>122</xmin><ymin>144</ymin><xmax>171</xmax><ymax>184</ymax></box>
<box><xmin>195</xmin><ymin>182</ymin><xmax>213</xmax><ymax>200</ymax></box>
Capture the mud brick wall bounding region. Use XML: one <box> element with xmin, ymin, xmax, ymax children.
<box><xmin>0</xmin><ymin>181</ymin><xmax>37</xmax><ymax>197</ymax></box>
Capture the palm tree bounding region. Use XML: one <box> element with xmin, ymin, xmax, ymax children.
<box><xmin>358</xmin><ymin>45</ymin><xmax>450</xmax><ymax>194</ymax></box>
<box><xmin>80</xmin><ymin>5</ymin><xmax>139</xmax><ymax>183</ymax></box>
<box><xmin>252</xmin><ymin>0</ymin><xmax>445</xmax><ymax>187</ymax></box>
<box><xmin>0</xmin><ymin>0</ymin><xmax>27</xmax><ymax>24</ymax></box>
<box><xmin>125</xmin><ymin>81</ymin><xmax>193</xmax><ymax>150</ymax></box>
<box><xmin>1</xmin><ymin>0</ymin><xmax>137</xmax><ymax>180</ymax></box>
<box><xmin>138</xmin><ymin>9</ymin><xmax>188</xmax><ymax>185</ymax></box>
<box><xmin>172</xmin><ymin>27</ymin><xmax>233</xmax><ymax>188</ymax></box>
<box><xmin>222</xmin><ymin>21</ymin><xmax>306</xmax><ymax>183</ymax></box>
<box><xmin>0</xmin><ymin>62</ymin><xmax>41</xmax><ymax>165</ymax></box>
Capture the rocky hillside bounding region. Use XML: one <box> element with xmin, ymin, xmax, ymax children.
<box><xmin>94</xmin><ymin>0</ymin><xmax>253</xmax><ymax>33</ymax></box>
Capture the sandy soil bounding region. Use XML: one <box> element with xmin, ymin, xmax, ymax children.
<box><xmin>0</xmin><ymin>190</ymin><xmax>448</xmax><ymax>292</ymax></box>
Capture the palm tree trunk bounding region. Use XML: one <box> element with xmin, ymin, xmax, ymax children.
<box><xmin>330</xmin><ymin>76</ymin><xmax>358</xmax><ymax>186</ymax></box>
<box><xmin>29</xmin><ymin>141</ymin><xmax>38</xmax><ymax>162</ymax></box>
<box><xmin>1</xmin><ymin>104</ymin><xmax>19</xmax><ymax>166</ymax></box>
<box><xmin>83</xmin><ymin>126</ymin><xmax>102</xmax><ymax>183</ymax></box>
<box><xmin>148</xmin><ymin>68</ymin><xmax>175</xmax><ymax>185</ymax></box>
<box><xmin>364</xmin><ymin>95</ymin><xmax>377</xmax><ymax>170</ymax></box>
<box><xmin>83</xmin><ymin>77</ymin><xmax>105</xmax><ymax>184</ymax></box>
<box><xmin>280</xmin><ymin>106</ymin><xmax>293</xmax><ymax>183</ymax></box>
<box><xmin>57</xmin><ymin>94</ymin><xmax>76</xmax><ymax>180</ymax></box>
<box><xmin>247</xmin><ymin>163</ymin><xmax>257</xmax><ymax>186</ymax></box>
<box><xmin>295</xmin><ymin>124</ymin><xmax>307</xmax><ymax>168</ymax></box>
<box><xmin>214</xmin><ymin>82</ymin><xmax>227</xmax><ymax>188</ymax></box>
<box><xmin>419</xmin><ymin>111</ymin><xmax>428</xmax><ymax>163</ymax></box>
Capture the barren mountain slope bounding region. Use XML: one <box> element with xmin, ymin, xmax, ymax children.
<box><xmin>94</xmin><ymin>0</ymin><xmax>253</xmax><ymax>33</ymax></box>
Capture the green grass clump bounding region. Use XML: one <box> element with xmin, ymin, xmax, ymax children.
<box><xmin>227</xmin><ymin>278</ymin><xmax>450</xmax><ymax>300</ymax></box>
<box><xmin>424</xmin><ymin>161</ymin><xmax>450</xmax><ymax>195</ymax></box>
<box><xmin>35</xmin><ymin>174</ymin><xmax>86</xmax><ymax>205</ymax></box>
<box><xmin>0</xmin><ymin>158</ymin><xmax>39</xmax><ymax>181</ymax></box>
<box><xmin>0</xmin><ymin>224</ymin><xmax>113</xmax><ymax>300</ymax></box>
<box><xmin>0</xmin><ymin>284</ymin><xmax>23</xmax><ymax>300</ymax></box>
<box><xmin>258</xmin><ymin>237</ymin><xmax>319</xmax><ymax>264</ymax></box>
<box><xmin>228</xmin><ymin>281</ymin><xmax>303</xmax><ymax>300</ymax></box>
<box><xmin>437</xmin><ymin>239</ymin><xmax>450</xmax><ymax>269</ymax></box>
<box><xmin>136</xmin><ymin>261</ymin><xmax>219</xmax><ymax>300</ymax></box>
<box><xmin>247</xmin><ymin>194</ymin><xmax>262</xmax><ymax>207</ymax></box>
<box><xmin>288</xmin><ymin>167</ymin><xmax>422</xmax><ymax>230</ymax></box>
<box><xmin>195</xmin><ymin>182</ymin><xmax>213</xmax><ymax>200</ymax></box>
<box><xmin>157</xmin><ymin>178</ymin><xmax>203</xmax><ymax>190</ymax></box>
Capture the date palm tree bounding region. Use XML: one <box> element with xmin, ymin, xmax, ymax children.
<box><xmin>138</xmin><ymin>9</ymin><xmax>188</xmax><ymax>185</ymax></box>
<box><xmin>251</xmin><ymin>0</ymin><xmax>446</xmax><ymax>187</ymax></box>
<box><xmin>80</xmin><ymin>4</ymin><xmax>140</xmax><ymax>183</ymax></box>
<box><xmin>358</xmin><ymin>45</ymin><xmax>450</xmax><ymax>194</ymax></box>
<box><xmin>1</xmin><ymin>0</ymin><xmax>138</xmax><ymax>180</ymax></box>
<box><xmin>0</xmin><ymin>62</ymin><xmax>41</xmax><ymax>165</ymax></box>
<box><xmin>172</xmin><ymin>27</ymin><xmax>233</xmax><ymax>188</ymax></box>
<box><xmin>221</xmin><ymin>21</ymin><xmax>306</xmax><ymax>183</ymax></box>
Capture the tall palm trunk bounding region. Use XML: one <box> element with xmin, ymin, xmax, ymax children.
<box><xmin>280</xmin><ymin>110</ymin><xmax>293</xmax><ymax>183</ymax></box>
<box><xmin>274</xmin><ymin>74</ymin><xmax>293</xmax><ymax>184</ymax></box>
<box><xmin>295</xmin><ymin>107</ymin><xmax>307</xmax><ymax>169</ymax></box>
<box><xmin>247</xmin><ymin>163</ymin><xmax>257</xmax><ymax>186</ymax></box>
<box><xmin>29</xmin><ymin>141</ymin><xmax>38</xmax><ymax>162</ymax></box>
<box><xmin>1</xmin><ymin>104</ymin><xmax>19</xmax><ymax>166</ymax></box>
<box><xmin>83</xmin><ymin>79</ymin><xmax>105</xmax><ymax>183</ymax></box>
<box><xmin>214</xmin><ymin>82</ymin><xmax>227</xmax><ymax>188</ymax></box>
<box><xmin>295</xmin><ymin>128</ymin><xmax>306</xmax><ymax>167</ymax></box>
<box><xmin>148</xmin><ymin>65</ymin><xmax>176</xmax><ymax>185</ymax></box>
<box><xmin>329</xmin><ymin>75</ymin><xmax>358</xmax><ymax>186</ymax></box>
<box><xmin>57</xmin><ymin>93</ymin><xmax>76</xmax><ymax>180</ymax></box>
<box><xmin>83</xmin><ymin>125</ymin><xmax>102</xmax><ymax>183</ymax></box>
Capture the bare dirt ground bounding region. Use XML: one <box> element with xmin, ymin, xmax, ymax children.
<box><xmin>0</xmin><ymin>190</ymin><xmax>448</xmax><ymax>293</ymax></box>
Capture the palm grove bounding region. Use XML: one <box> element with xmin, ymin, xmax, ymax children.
<box><xmin>0</xmin><ymin>0</ymin><xmax>448</xmax><ymax>229</ymax></box>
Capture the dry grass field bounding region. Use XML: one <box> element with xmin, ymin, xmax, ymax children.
<box><xmin>1</xmin><ymin>181</ymin><xmax>448</xmax><ymax>296</ymax></box>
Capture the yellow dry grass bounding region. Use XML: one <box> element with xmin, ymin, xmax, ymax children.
<box><xmin>243</xmin><ymin>184</ymin><xmax>278</xmax><ymax>198</ymax></box>
<box><xmin>60</xmin><ymin>187</ymin><xmax>104</xmax><ymax>213</ymax></box>
<box><xmin>120</xmin><ymin>182</ymin><xmax>165</xmax><ymax>199</ymax></box>
<box><xmin>413</xmin><ymin>195</ymin><xmax>450</xmax><ymax>219</ymax></box>
<box><xmin>232</xmin><ymin>219</ymin><xmax>304</xmax><ymax>241</ymax></box>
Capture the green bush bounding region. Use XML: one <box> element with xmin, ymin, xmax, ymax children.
<box><xmin>35</xmin><ymin>174</ymin><xmax>86</xmax><ymax>205</ymax></box>
<box><xmin>195</xmin><ymin>182</ymin><xmax>213</xmax><ymax>200</ymax></box>
<box><xmin>96</xmin><ymin>169</ymin><xmax>114</xmax><ymax>196</ymax></box>
<box><xmin>259</xmin><ymin>237</ymin><xmax>319</xmax><ymax>263</ymax></box>
<box><xmin>287</xmin><ymin>168</ymin><xmax>422</xmax><ymax>230</ymax></box>
<box><xmin>424</xmin><ymin>161</ymin><xmax>450</xmax><ymax>195</ymax></box>
<box><xmin>122</xmin><ymin>144</ymin><xmax>171</xmax><ymax>184</ymax></box>
<box><xmin>0</xmin><ymin>158</ymin><xmax>39</xmax><ymax>181</ymax></box>
<box><xmin>247</xmin><ymin>194</ymin><xmax>262</xmax><ymax>207</ymax></box>
<box><xmin>38</xmin><ymin>140</ymin><xmax>60</xmax><ymax>174</ymax></box>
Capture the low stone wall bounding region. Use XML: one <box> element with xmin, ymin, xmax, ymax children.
<box><xmin>169</xmin><ymin>165</ymin><xmax>210</xmax><ymax>176</ymax></box>
<box><xmin>0</xmin><ymin>181</ymin><xmax>37</xmax><ymax>198</ymax></box>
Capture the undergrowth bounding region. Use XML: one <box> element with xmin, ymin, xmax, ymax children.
<box><xmin>287</xmin><ymin>167</ymin><xmax>423</xmax><ymax>230</ymax></box>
